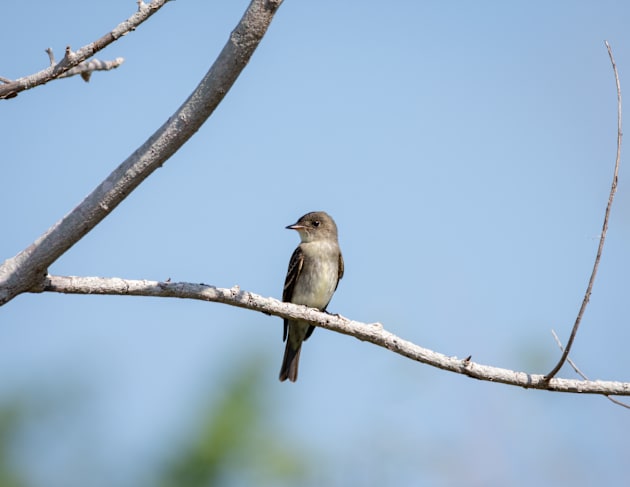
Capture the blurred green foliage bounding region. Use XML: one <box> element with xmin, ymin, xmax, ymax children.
<box><xmin>0</xmin><ymin>401</ymin><xmax>28</xmax><ymax>487</ymax></box>
<box><xmin>159</xmin><ymin>357</ymin><xmax>309</xmax><ymax>487</ymax></box>
<box><xmin>0</xmin><ymin>357</ymin><xmax>312</xmax><ymax>487</ymax></box>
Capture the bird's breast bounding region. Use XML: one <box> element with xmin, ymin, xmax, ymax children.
<box><xmin>291</xmin><ymin>242</ymin><xmax>340</xmax><ymax>310</ymax></box>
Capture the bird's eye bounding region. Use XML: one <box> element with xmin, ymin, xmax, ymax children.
<box><xmin>313</xmin><ymin>220</ymin><xmax>320</xmax><ymax>227</ymax></box>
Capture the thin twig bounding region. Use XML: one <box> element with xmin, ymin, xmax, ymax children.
<box><xmin>551</xmin><ymin>330</ymin><xmax>630</xmax><ymax>409</ymax></box>
<box><xmin>0</xmin><ymin>0</ymin><xmax>169</xmax><ymax>99</ymax></box>
<box><xmin>545</xmin><ymin>41</ymin><xmax>623</xmax><ymax>380</ymax></box>
<box><xmin>43</xmin><ymin>47</ymin><xmax>124</xmax><ymax>82</ymax></box>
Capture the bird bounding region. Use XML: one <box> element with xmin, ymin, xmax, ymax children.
<box><xmin>279</xmin><ymin>211</ymin><xmax>344</xmax><ymax>382</ymax></box>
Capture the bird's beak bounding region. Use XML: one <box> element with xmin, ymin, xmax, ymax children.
<box><xmin>286</xmin><ymin>223</ymin><xmax>305</xmax><ymax>230</ymax></box>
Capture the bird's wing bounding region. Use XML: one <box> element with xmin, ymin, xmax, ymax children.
<box><xmin>318</xmin><ymin>251</ymin><xmax>344</xmax><ymax>316</ymax></box>
<box><xmin>283</xmin><ymin>245</ymin><xmax>304</xmax><ymax>341</ymax></box>
<box><xmin>336</xmin><ymin>252</ymin><xmax>344</xmax><ymax>288</ymax></box>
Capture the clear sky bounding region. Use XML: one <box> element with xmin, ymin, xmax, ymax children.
<box><xmin>2</xmin><ymin>1</ymin><xmax>630</xmax><ymax>486</ymax></box>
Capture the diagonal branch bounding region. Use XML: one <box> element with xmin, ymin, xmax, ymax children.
<box><xmin>545</xmin><ymin>41</ymin><xmax>623</xmax><ymax>380</ymax></box>
<box><xmin>0</xmin><ymin>0</ymin><xmax>284</xmax><ymax>305</ymax></box>
<box><xmin>0</xmin><ymin>0</ymin><xmax>169</xmax><ymax>100</ymax></box>
<box><xmin>33</xmin><ymin>274</ymin><xmax>630</xmax><ymax>397</ymax></box>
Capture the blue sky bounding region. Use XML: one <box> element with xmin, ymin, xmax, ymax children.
<box><xmin>2</xmin><ymin>1</ymin><xmax>630</xmax><ymax>485</ymax></box>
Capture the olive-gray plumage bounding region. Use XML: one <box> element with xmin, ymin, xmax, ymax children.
<box><xmin>279</xmin><ymin>211</ymin><xmax>344</xmax><ymax>382</ymax></box>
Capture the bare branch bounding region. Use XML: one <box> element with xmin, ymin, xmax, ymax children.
<box><xmin>551</xmin><ymin>330</ymin><xmax>630</xmax><ymax>408</ymax></box>
<box><xmin>0</xmin><ymin>0</ymin><xmax>284</xmax><ymax>306</ymax></box>
<box><xmin>0</xmin><ymin>0</ymin><xmax>169</xmax><ymax>99</ymax></box>
<box><xmin>33</xmin><ymin>275</ymin><xmax>630</xmax><ymax>397</ymax></box>
<box><xmin>545</xmin><ymin>41</ymin><xmax>623</xmax><ymax>380</ymax></box>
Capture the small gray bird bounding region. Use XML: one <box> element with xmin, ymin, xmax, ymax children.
<box><xmin>279</xmin><ymin>211</ymin><xmax>344</xmax><ymax>382</ymax></box>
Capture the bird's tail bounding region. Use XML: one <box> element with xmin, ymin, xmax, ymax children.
<box><xmin>279</xmin><ymin>341</ymin><xmax>302</xmax><ymax>382</ymax></box>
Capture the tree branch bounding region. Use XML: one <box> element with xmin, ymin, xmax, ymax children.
<box><xmin>33</xmin><ymin>275</ymin><xmax>630</xmax><ymax>397</ymax></box>
<box><xmin>545</xmin><ymin>41</ymin><xmax>623</xmax><ymax>380</ymax></box>
<box><xmin>0</xmin><ymin>0</ymin><xmax>284</xmax><ymax>305</ymax></box>
<box><xmin>0</xmin><ymin>0</ymin><xmax>169</xmax><ymax>100</ymax></box>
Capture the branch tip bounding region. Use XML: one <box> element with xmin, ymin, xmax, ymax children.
<box><xmin>45</xmin><ymin>47</ymin><xmax>55</xmax><ymax>65</ymax></box>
